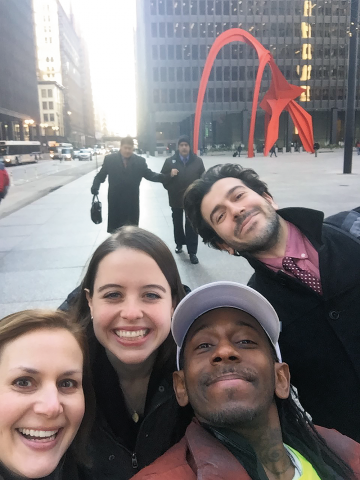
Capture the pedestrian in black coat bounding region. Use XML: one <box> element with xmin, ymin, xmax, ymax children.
<box><xmin>161</xmin><ymin>135</ymin><xmax>205</xmax><ymax>264</ymax></box>
<box><xmin>91</xmin><ymin>137</ymin><xmax>166</xmax><ymax>233</ymax></box>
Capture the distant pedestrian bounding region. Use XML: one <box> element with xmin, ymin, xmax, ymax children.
<box><xmin>237</xmin><ymin>144</ymin><xmax>242</xmax><ymax>157</ymax></box>
<box><xmin>270</xmin><ymin>144</ymin><xmax>277</xmax><ymax>157</ymax></box>
<box><xmin>161</xmin><ymin>135</ymin><xmax>205</xmax><ymax>265</ymax></box>
<box><xmin>356</xmin><ymin>140</ymin><xmax>360</xmax><ymax>155</ymax></box>
<box><xmin>0</xmin><ymin>160</ymin><xmax>10</xmax><ymax>204</ymax></box>
<box><xmin>91</xmin><ymin>136</ymin><xmax>166</xmax><ymax>233</ymax></box>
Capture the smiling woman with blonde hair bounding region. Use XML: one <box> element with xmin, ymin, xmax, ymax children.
<box><xmin>0</xmin><ymin>309</ymin><xmax>95</xmax><ymax>479</ymax></box>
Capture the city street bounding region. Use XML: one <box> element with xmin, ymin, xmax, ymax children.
<box><xmin>0</xmin><ymin>149</ymin><xmax>359</xmax><ymax>317</ymax></box>
<box><xmin>0</xmin><ymin>155</ymin><xmax>104</xmax><ymax>219</ymax></box>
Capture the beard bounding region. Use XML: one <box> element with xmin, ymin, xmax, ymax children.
<box><xmin>228</xmin><ymin>206</ymin><xmax>281</xmax><ymax>255</ymax></box>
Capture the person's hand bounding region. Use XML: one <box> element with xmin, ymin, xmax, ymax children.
<box><xmin>171</xmin><ymin>169</ymin><xmax>179</xmax><ymax>177</ymax></box>
<box><xmin>91</xmin><ymin>187</ymin><xmax>99</xmax><ymax>195</ymax></box>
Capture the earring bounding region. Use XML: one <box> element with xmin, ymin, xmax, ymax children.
<box><xmin>91</xmin><ymin>315</ymin><xmax>93</xmax><ymax>320</ymax></box>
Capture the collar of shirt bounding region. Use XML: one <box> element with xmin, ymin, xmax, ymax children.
<box><xmin>179</xmin><ymin>154</ymin><xmax>189</xmax><ymax>164</ymax></box>
<box><xmin>260</xmin><ymin>221</ymin><xmax>320</xmax><ymax>278</ymax></box>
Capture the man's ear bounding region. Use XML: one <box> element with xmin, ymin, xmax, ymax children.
<box><xmin>173</xmin><ymin>370</ymin><xmax>189</xmax><ymax>407</ymax></box>
<box><xmin>263</xmin><ymin>193</ymin><xmax>279</xmax><ymax>210</ymax></box>
<box><xmin>274</xmin><ymin>362</ymin><xmax>290</xmax><ymax>400</ymax></box>
<box><xmin>84</xmin><ymin>288</ymin><xmax>94</xmax><ymax>319</ymax></box>
<box><xmin>216</xmin><ymin>242</ymin><xmax>235</xmax><ymax>255</ymax></box>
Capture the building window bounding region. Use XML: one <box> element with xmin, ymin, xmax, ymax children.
<box><xmin>49</xmin><ymin>102</ymin><xmax>54</xmax><ymax>109</ymax></box>
<box><xmin>208</xmin><ymin>88</ymin><xmax>215</xmax><ymax>102</ymax></box>
<box><xmin>175</xmin><ymin>22</ymin><xmax>182</xmax><ymax>37</ymax></box>
<box><xmin>160</xmin><ymin>67</ymin><xmax>167</xmax><ymax>81</ymax></box>
<box><xmin>41</xmin><ymin>89</ymin><xmax>47</xmax><ymax>98</ymax></box>
<box><xmin>199</xmin><ymin>1</ymin><xmax>206</xmax><ymax>14</ymax></box>
<box><xmin>185</xmin><ymin>89</ymin><xmax>191</xmax><ymax>102</ymax></box>
<box><xmin>176</xmin><ymin>45</ymin><xmax>182</xmax><ymax>59</ymax></box>
<box><xmin>42</xmin><ymin>102</ymin><xmax>48</xmax><ymax>110</ymax></box>
<box><xmin>161</xmin><ymin>89</ymin><xmax>167</xmax><ymax>103</ymax></box>
<box><xmin>207</xmin><ymin>1</ymin><xmax>214</xmax><ymax>14</ymax></box>
<box><xmin>239</xmin><ymin>88</ymin><xmax>244</xmax><ymax>101</ymax></box>
<box><xmin>224</xmin><ymin>88</ymin><xmax>230</xmax><ymax>102</ymax></box>
<box><xmin>160</xmin><ymin>45</ymin><xmax>166</xmax><ymax>59</ymax></box>
<box><xmin>169</xmin><ymin>67</ymin><xmax>175</xmax><ymax>81</ymax></box>
<box><xmin>174</xmin><ymin>0</ymin><xmax>181</xmax><ymax>14</ymax></box>
<box><xmin>177</xmin><ymin>67</ymin><xmax>183</xmax><ymax>81</ymax></box>
<box><xmin>193</xmin><ymin>88</ymin><xmax>198</xmax><ymax>102</ymax></box>
<box><xmin>183</xmin><ymin>0</ymin><xmax>190</xmax><ymax>14</ymax></box>
<box><xmin>158</xmin><ymin>0</ymin><xmax>165</xmax><ymax>14</ymax></box>
<box><xmin>167</xmin><ymin>23</ymin><xmax>174</xmax><ymax>37</ymax></box>
<box><xmin>185</xmin><ymin>67</ymin><xmax>191</xmax><ymax>81</ymax></box>
<box><xmin>166</xmin><ymin>0</ymin><xmax>173</xmax><ymax>14</ymax></box>
<box><xmin>43</xmin><ymin>114</ymin><xmax>48</xmax><ymax>121</ymax></box>
<box><xmin>168</xmin><ymin>45</ymin><xmax>174</xmax><ymax>59</ymax></box>
<box><xmin>153</xmin><ymin>67</ymin><xmax>159</xmax><ymax>82</ymax></box>
<box><xmin>191</xmin><ymin>23</ymin><xmax>198</xmax><ymax>37</ymax></box>
<box><xmin>208</xmin><ymin>22</ymin><xmax>214</xmax><ymax>36</ymax></box>
<box><xmin>216</xmin><ymin>66</ymin><xmax>222</xmax><ymax>81</ymax></box>
<box><xmin>183</xmin><ymin>22</ymin><xmax>190</xmax><ymax>37</ymax></box>
<box><xmin>177</xmin><ymin>89</ymin><xmax>183</xmax><ymax>102</ymax></box>
<box><xmin>159</xmin><ymin>22</ymin><xmax>165</xmax><ymax>37</ymax></box>
<box><xmin>50</xmin><ymin>113</ymin><xmax>54</xmax><ymax>121</ymax></box>
<box><xmin>224</xmin><ymin>66</ymin><xmax>230</xmax><ymax>81</ymax></box>
<box><xmin>192</xmin><ymin>45</ymin><xmax>198</xmax><ymax>59</ymax></box>
<box><xmin>184</xmin><ymin>45</ymin><xmax>191</xmax><ymax>59</ymax></box>
<box><xmin>153</xmin><ymin>89</ymin><xmax>160</xmax><ymax>103</ymax></box>
<box><xmin>151</xmin><ymin>23</ymin><xmax>157</xmax><ymax>37</ymax></box>
<box><xmin>216</xmin><ymin>88</ymin><xmax>222</xmax><ymax>102</ymax></box>
<box><xmin>47</xmin><ymin>89</ymin><xmax>53</xmax><ymax>97</ymax></box>
<box><xmin>231</xmin><ymin>87</ymin><xmax>238</xmax><ymax>102</ymax></box>
<box><xmin>192</xmin><ymin>66</ymin><xmax>199</xmax><ymax>81</ymax></box>
<box><xmin>150</xmin><ymin>0</ymin><xmax>156</xmax><ymax>14</ymax></box>
<box><xmin>169</xmin><ymin>89</ymin><xmax>176</xmax><ymax>103</ymax></box>
<box><xmin>199</xmin><ymin>23</ymin><xmax>206</xmax><ymax>37</ymax></box>
<box><xmin>191</xmin><ymin>1</ymin><xmax>197</xmax><ymax>14</ymax></box>
<box><xmin>200</xmin><ymin>45</ymin><xmax>206</xmax><ymax>59</ymax></box>
<box><xmin>152</xmin><ymin>45</ymin><xmax>158</xmax><ymax>59</ymax></box>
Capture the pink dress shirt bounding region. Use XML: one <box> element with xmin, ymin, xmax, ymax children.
<box><xmin>260</xmin><ymin>221</ymin><xmax>320</xmax><ymax>280</ymax></box>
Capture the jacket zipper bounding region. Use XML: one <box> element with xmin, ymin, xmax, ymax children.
<box><xmin>132</xmin><ymin>452</ymin><xmax>138</xmax><ymax>469</ymax></box>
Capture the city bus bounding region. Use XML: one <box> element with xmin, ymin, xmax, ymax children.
<box><xmin>49</xmin><ymin>143</ymin><xmax>73</xmax><ymax>160</ymax></box>
<box><xmin>0</xmin><ymin>141</ymin><xmax>41</xmax><ymax>165</ymax></box>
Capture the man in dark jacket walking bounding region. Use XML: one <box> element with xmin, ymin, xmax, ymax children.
<box><xmin>91</xmin><ymin>136</ymin><xmax>166</xmax><ymax>233</ymax></box>
<box><xmin>183</xmin><ymin>163</ymin><xmax>360</xmax><ymax>443</ymax></box>
<box><xmin>161</xmin><ymin>136</ymin><xmax>205</xmax><ymax>264</ymax></box>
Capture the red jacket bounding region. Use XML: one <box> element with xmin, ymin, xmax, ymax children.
<box><xmin>0</xmin><ymin>168</ymin><xmax>9</xmax><ymax>193</ymax></box>
<box><xmin>131</xmin><ymin>420</ymin><xmax>360</xmax><ymax>480</ymax></box>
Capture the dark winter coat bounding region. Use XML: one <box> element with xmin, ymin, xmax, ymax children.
<box><xmin>242</xmin><ymin>207</ymin><xmax>360</xmax><ymax>442</ymax></box>
<box><xmin>91</xmin><ymin>153</ymin><xmax>165</xmax><ymax>233</ymax></box>
<box><xmin>161</xmin><ymin>152</ymin><xmax>205</xmax><ymax>209</ymax></box>
<box><xmin>81</xmin><ymin>329</ymin><xmax>193</xmax><ymax>480</ymax></box>
<box><xmin>132</xmin><ymin>419</ymin><xmax>360</xmax><ymax>479</ymax></box>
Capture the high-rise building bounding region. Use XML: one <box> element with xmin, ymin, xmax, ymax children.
<box><xmin>33</xmin><ymin>0</ymin><xmax>95</xmax><ymax>146</ymax></box>
<box><xmin>136</xmin><ymin>0</ymin><xmax>360</xmax><ymax>152</ymax></box>
<box><xmin>0</xmin><ymin>0</ymin><xmax>40</xmax><ymax>141</ymax></box>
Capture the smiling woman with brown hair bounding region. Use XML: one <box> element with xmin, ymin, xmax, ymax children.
<box><xmin>0</xmin><ymin>309</ymin><xmax>95</xmax><ymax>479</ymax></box>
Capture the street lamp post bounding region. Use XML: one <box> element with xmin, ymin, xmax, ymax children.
<box><xmin>343</xmin><ymin>0</ymin><xmax>359</xmax><ymax>174</ymax></box>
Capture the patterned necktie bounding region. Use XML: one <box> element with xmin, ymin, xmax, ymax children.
<box><xmin>282</xmin><ymin>256</ymin><xmax>323</xmax><ymax>294</ymax></box>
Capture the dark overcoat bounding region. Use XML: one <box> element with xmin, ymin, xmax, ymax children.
<box><xmin>92</xmin><ymin>153</ymin><xmax>165</xmax><ymax>233</ymax></box>
<box><xmin>244</xmin><ymin>207</ymin><xmax>360</xmax><ymax>442</ymax></box>
<box><xmin>161</xmin><ymin>152</ymin><xmax>205</xmax><ymax>209</ymax></box>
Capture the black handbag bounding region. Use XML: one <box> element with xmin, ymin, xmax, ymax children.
<box><xmin>91</xmin><ymin>195</ymin><xmax>102</xmax><ymax>224</ymax></box>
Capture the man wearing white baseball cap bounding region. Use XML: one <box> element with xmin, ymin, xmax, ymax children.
<box><xmin>132</xmin><ymin>282</ymin><xmax>360</xmax><ymax>480</ymax></box>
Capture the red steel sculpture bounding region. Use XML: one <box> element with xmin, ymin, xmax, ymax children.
<box><xmin>193</xmin><ymin>28</ymin><xmax>314</xmax><ymax>157</ymax></box>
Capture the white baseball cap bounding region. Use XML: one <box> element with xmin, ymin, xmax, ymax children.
<box><xmin>172</xmin><ymin>281</ymin><xmax>282</xmax><ymax>369</ymax></box>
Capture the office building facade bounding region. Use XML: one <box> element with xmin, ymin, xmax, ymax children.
<box><xmin>136</xmin><ymin>0</ymin><xmax>360</xmax><ymax>152</ymax></box>
<box><xmin>0</xmin><ymin>0</ymin><xmax>40</xmax><ymax>141</ymax></box>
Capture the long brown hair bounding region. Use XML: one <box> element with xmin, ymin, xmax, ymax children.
<box><xmin>0</xmin><ymin>309</ymin><xmax>95</xmax><ymax>467</ymax></box>
<box><xmin>74</xmin><ymin>226</ymin><xmax>186</xmax><ymax>367</ymax></box>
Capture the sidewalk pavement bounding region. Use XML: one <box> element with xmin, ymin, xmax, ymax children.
<box><xmin>0</xmin><ymin>150</ymin><xmax>359</xmax><ymax>318</ymax></box>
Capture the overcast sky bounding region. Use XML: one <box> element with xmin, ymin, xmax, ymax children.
<box><xmin>64</xmin><ymin>0</ymin><xmax>137</xmax><ymax>136</ymax></box>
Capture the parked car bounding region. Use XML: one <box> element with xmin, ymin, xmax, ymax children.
<box><xmin>78</xmin><ymin>148</ymin><xmax>92</xmax><ymax>161</ymax></box>
<box><xmin>110</xmin><ymin>148</ymin><xmax>120</xmax><ymax>153</ymax></box>
<box><xmin>73</xmin><ymin>149</ymin><xmax>80</xmax><ymax>159</ymax></box>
